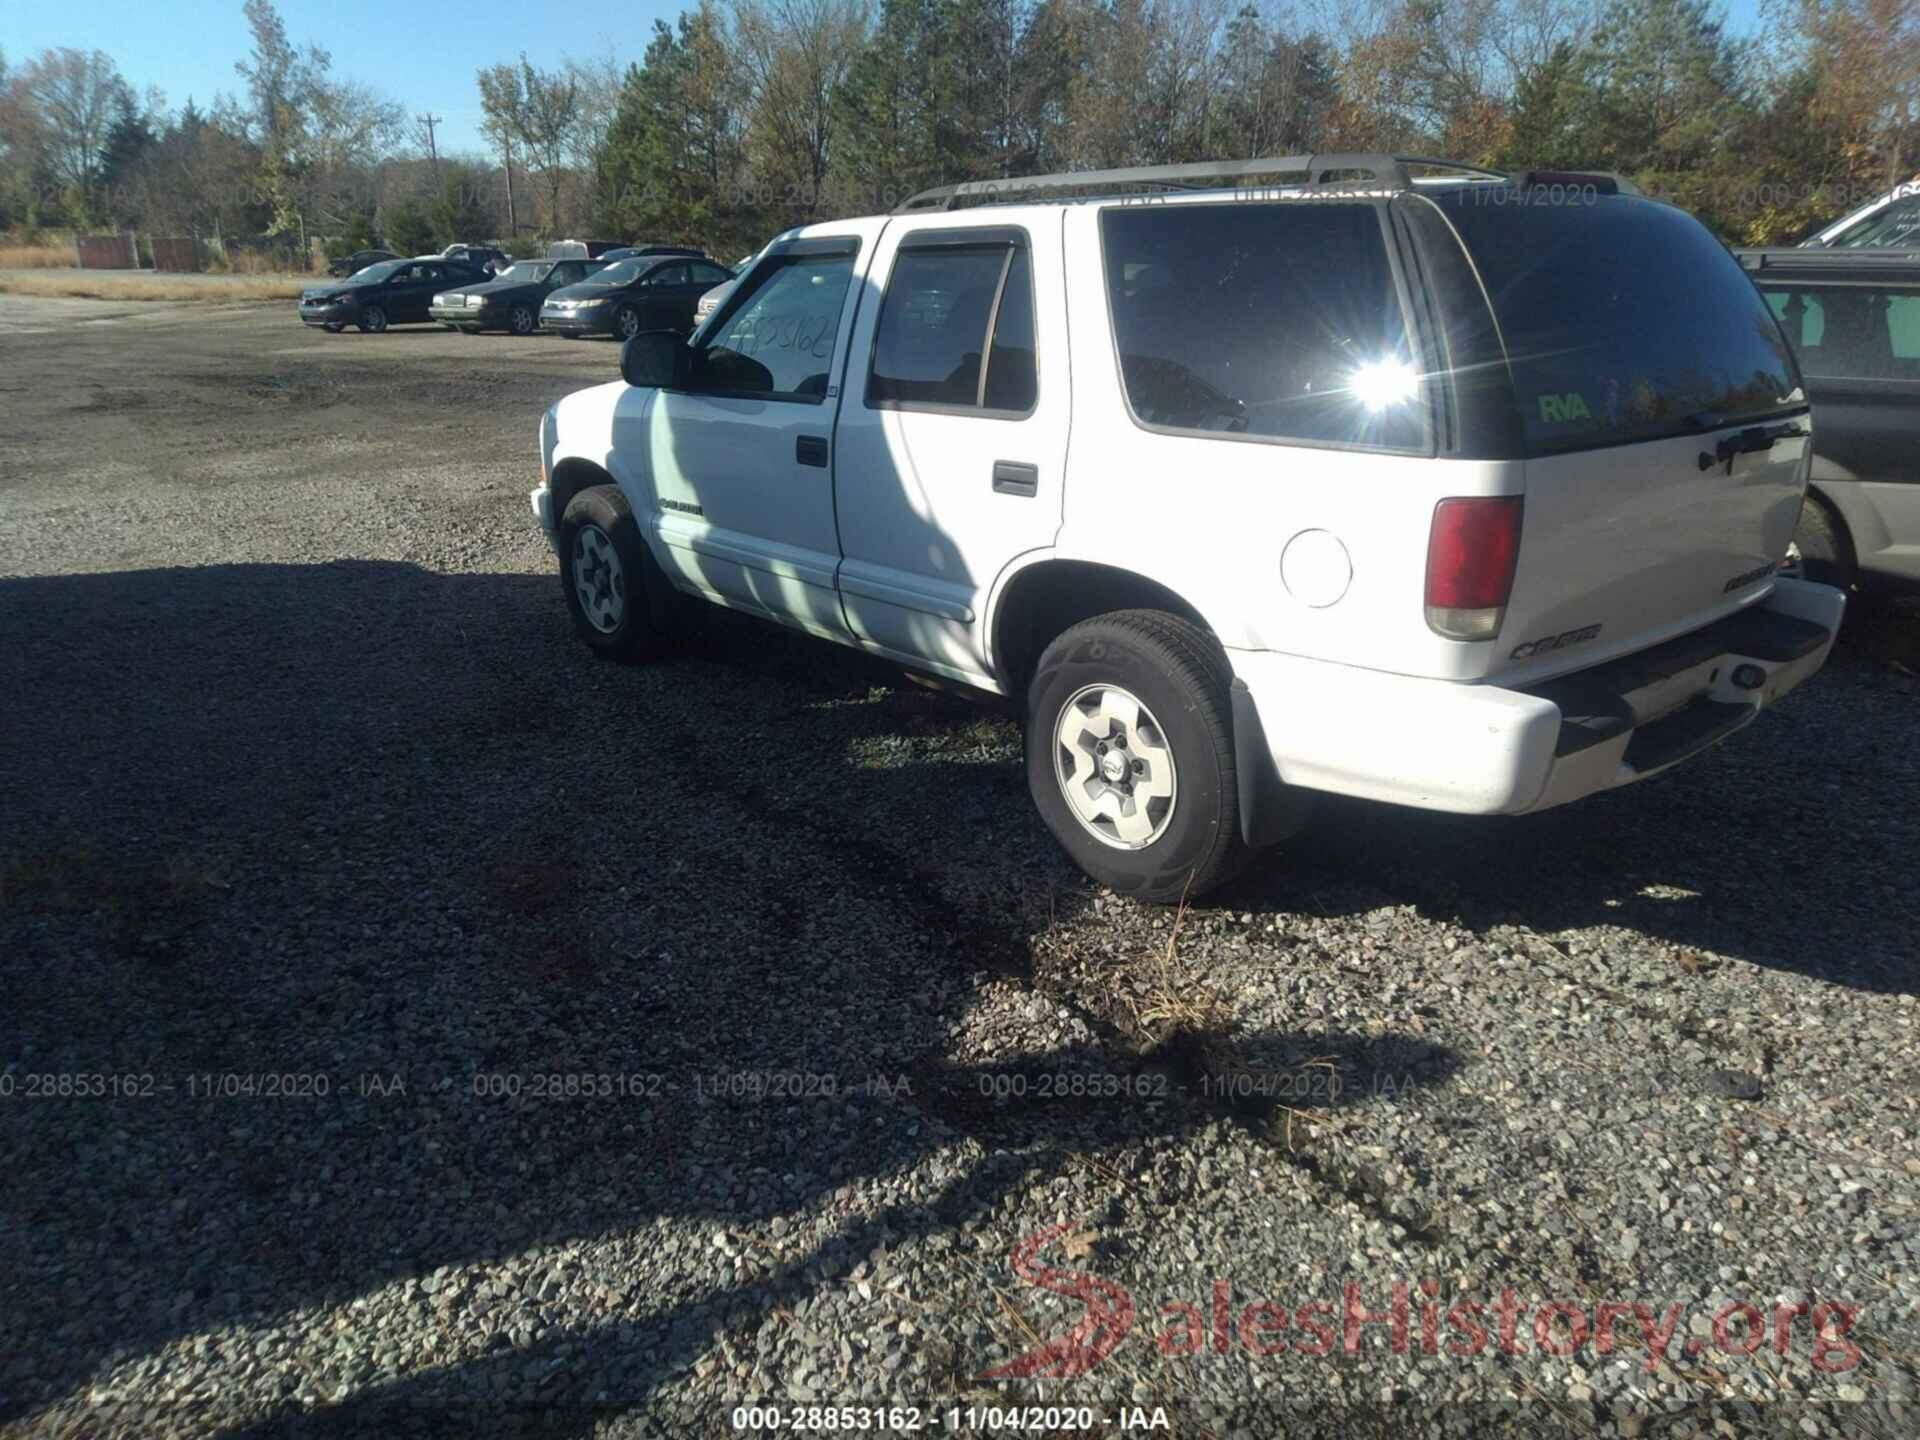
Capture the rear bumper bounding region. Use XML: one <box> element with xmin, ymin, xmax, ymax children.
<box><xmin>1228</xmin><ymin>579</ymin><xmax>1846</xmax><ymax>820</ymax></box>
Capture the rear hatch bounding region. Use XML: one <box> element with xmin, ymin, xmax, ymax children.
<box><xmin>1420</xmin><ymin>191</ymin><xmax>1811</xmax><ymax>683</ymax></box>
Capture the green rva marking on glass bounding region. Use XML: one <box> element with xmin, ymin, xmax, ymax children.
<box><xmin>1538</xmin><ymin>392</ymin><xmax>1593</xmax><ymax>424</ymax></box>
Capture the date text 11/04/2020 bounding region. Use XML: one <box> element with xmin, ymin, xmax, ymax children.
<box><xmin>729</xmin><ymin>1406</ymin><xmax>1172</xmax><ymax>1432</ymax></box>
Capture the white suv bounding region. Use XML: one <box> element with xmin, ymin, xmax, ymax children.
<box><xmin>532</xmin><ymin>154</ymin><xmax>1845</xmax><ymax>901</ymax></box>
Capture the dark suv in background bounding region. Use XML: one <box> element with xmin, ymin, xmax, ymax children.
<box><xmin>441</xmin><ymin>243</ymin><xmax>508</xmax><ymax>276</ymax></box>
<box><xmin>540</xmin><ymin>254</ymin><xmax>735</xmax><ymax>339</ymax></box>
<box><xmin>1740</xmin><ymin>248</ymin><xmax>1920</xmax><ymax>593</ymax></box>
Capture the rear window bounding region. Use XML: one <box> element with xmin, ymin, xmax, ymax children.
<box><xmin>1439</xmin><ymin>193</ymin><xmax>1803</xmax><ymax>454</ymax></box>
<box><xmin>1101</xmin><ymin>203</ymin><xmax>1424</xmax><ymax>451</ymax></box>
<box><xmin>1759</xmin><ymin>283</ymin><xmax>1920</xmax><ymax>381</ymax></box>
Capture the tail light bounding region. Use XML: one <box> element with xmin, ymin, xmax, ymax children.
<box><xmin>1425</xmin><ymin>496</ymin><xmax>1523</xmax><ymax>640</ymax></box>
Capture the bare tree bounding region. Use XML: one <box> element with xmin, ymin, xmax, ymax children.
<box><xmin>731</xmin><ymin>0</ymin><xmax>869</xmax><ymax>221</ymax></box>
<box><xmin>19</xmin><ymin>48</ymin><xmax>131</xmax><ymax>209</ymax></box>
<box><xmin>476</xmin><ymin>64</ymin><xmax>523</xmax><ymax>234</ymax></box>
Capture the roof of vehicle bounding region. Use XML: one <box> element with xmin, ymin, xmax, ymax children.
<box><xmin>1737</xmin><ymin>247</ymin><xmax>1920</xmax><ymax>281</ymax></box>
<box><xmin>603</xmin><ymin>243</ymin><xmax>709</xmax><ymax>257</ymax></box>
<box><xmin>453</xmin><ymin>258</ymin><xmax>608</xmax><ymax>287</ymax></box>
<box><xmin>1801</xmin><ymin>179</ymin><xmax>1920</xmax><ymax>247</ymax></box>
<box><xmin>892</xmin><ymin>154</ymin><xmax>1638</xmax><ymax>214</ymax></box>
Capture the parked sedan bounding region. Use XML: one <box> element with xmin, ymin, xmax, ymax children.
<box><xmin>692</xmin><ymin>251</ymin><xmax>764</xmax><ymax>329</ymax></box>
<box><xmin>326</xmin><ymin>248</ymin><xmax>397</xmax><ymax>278</ymax></box>
<box><xmin>428</xmin><ymin>258</ymin><xmax>609</xmax><ymax>335</ymax></box>
<box><xmin>298</xmin><ymin>258</ymin><xmax>487</xmax><ymax>333</ymax></box>
<box><xmin>542</xmin><ymin>255</ymin><xmax>734</xmax><ymax>340</ymax></box>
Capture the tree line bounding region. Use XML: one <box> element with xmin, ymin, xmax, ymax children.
<box><xmin>2</xmin><ymin>0</ymin><xmax>1915</xmax><ymax>260</ymax></box>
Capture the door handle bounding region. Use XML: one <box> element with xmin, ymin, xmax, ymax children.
<box><xmin>992</xmin><ymin>460</ymin><xmax>1039</xmax><ymax>497</ymax></box>
<box><xmin>796</xmin><ymin>435</ymin><xmax>829</xmax><ymax>468</ymax></box>
<box><xmin>1699</xmin><ymin>422</ymin><xmax>1809</xmax><ymax>473</ymax></box>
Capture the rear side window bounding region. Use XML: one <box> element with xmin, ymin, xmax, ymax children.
<box><xmin>867</xmin><ymin>240</ymin><xmax>1036</xmax><ymax>414</ymax></box>
<box><xmin>1101</xmin><ymin>203</ymin><xmax>1424</xmax><ymax>450</ymax></box>
<box><xmin>1440</xmin><ymin>194</ymin><xmax>1804</xmax><ymax>454</ymax></box>
<box><xmin>1760</xmin><ymin>285</ymin><xmax>1920</xmax><ymax>381</ymax></box>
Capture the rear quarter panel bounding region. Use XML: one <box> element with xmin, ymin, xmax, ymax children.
<box><xmin>1052</xmin><ymin>200</ymin><xmax>1525</xmax><ymax>682</ymax></box>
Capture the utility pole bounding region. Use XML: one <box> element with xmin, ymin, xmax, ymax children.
<box><xmin>418</xmin><ymin>113</ymin><xmax>443</xmax><ymax>182</ymax></box>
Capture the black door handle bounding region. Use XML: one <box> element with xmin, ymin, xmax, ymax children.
<box><xmin>992</xmin><ymin>460</ymin><xmax>1039</xmax><ymax>497</ymax></box>
<box><xmin>796</xmin><ymin>435</ymin><xmax>829</xmax><ymax>468</ymax></box>
<box><xmin>1699</xmin><ymin>423</ymin><xmax>1809</xmax><ymax>473</ymax></box>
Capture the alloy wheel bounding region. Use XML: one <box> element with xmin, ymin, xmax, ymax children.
<box><xmin>1052</xmin><ymin>683</ymin><xmax>1178</xmax><ymax>849</ymax></box>
<box><xmin>571</xmin><ymin>524</ymin><xmax>626</xmax><ymax>633</ymax></box>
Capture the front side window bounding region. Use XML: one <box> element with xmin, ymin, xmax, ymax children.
<box><xmin>1762</xmin><ymin>285</ymin><xmax>1920</xmax><ymax>381</ymax></box>
<box><xmin>867</xmin><ymin>242</ymin><xmax>1035</xmax><ymax>413</ymax></box>
<box><xmin>695</xmin><ymin>251</ymin><xmax>855</xmax><ymax>400</ymax></box>
<box><xmin>649</xmin><ymin>263</ymin><xmax>690</xmax><ymax>288</ymax></box>
<box><xmin>1101</xmin><ymin>203</ymin><xmax>1423</xmax><ymax>450</ymax></box>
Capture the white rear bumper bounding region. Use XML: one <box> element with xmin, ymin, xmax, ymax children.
<box><xmin>1229</xmin><ymin>579</ymin><xmax>1846</xmax><ymax>817</ymax></box>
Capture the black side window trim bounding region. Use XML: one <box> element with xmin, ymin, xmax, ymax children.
<box><xmin>863</xmin><ymin>225</ymin><xmax>1039</xmax><ymax>421</ymax></box>
<box><xmin>1097</xmin><ymin>199</ymin><xmax>1436</xmax><ymax>457</ymax></box>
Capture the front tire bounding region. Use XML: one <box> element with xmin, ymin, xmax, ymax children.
<box><xmin>357</xmin><ymin>304</ymin><xmax>388</xmax><ymax>334</ymax></box>
<box><xmin>557</xmin><ymin>486</ymin><xmax>666</xmax><ymax>662</ymax></box>
<box><xmin>1026</xmin><ymin>611</ymin><xmax>1248</xmax><ymax>902</ymax></box>
<box><xmin>509</xmin><ymin>303</ymin><xmax>536</xmax><ymax>336</ymax></box>
<box><xmin>614</xmin><ymin>304</ymin><xmax>642</xmax><ymax>340</ymax></box>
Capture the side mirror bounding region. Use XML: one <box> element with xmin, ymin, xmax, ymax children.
<box><xmin>621</xmin><ymin>330</ymin><xmax>689</xmax><ymax>389</ymax></box>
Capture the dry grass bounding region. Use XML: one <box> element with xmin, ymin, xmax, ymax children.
<box><xmin>209</xmin><ymin>249</ymin><xmax>323</xmax><ymax>277</ymax></box>
<box><xmin>0</xmin><ymin>272</ymin><xmax>304</xmax><ymax>302</ymax></box>
<box><xmin>0</xmin><ymin>243</ymin><xmax>75</xmax><ymax>268</ymax></box>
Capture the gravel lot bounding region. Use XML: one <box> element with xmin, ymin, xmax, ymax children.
<box><xmin>2</xmin><ymin>296</ymin><xmax>1917</xmax><ymax>1439</ymax></box>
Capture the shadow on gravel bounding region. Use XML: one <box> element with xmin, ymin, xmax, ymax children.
<box><xmin>1213</xmin><ymin>607</ymin><xmax>1918</xmax><ymax>995</ymax></box>
<box><xmin>0</xmin><ymin>561</ymin><xmax>1457</xmax><ymax>1435</ymax></box>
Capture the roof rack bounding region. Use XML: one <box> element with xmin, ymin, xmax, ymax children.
<box><xmin>893</xmin><ymin>154</ymin><xmax>1509</xmax><ymax>214</ymax></box>
<box><xmin>1737</xmin><ymin>246</ymin><xmax>1920</xmax><ymax>267</ymax></box>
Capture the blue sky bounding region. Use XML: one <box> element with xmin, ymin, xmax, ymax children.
<box><xmin>8</xmin><ymin>0</ymin><xmax>1774</xmax><ymax>158</ymax></box>
<box><xmin>4</xmin><ymin>0</ymin><xmax>690</xmax><ymax>155</ymax></box>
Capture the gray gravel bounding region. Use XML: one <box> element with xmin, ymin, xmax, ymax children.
<box><xmin>2</xmin><ymin>299</ymin><xmax>1917</xmax><ymax>1439</ymax></box>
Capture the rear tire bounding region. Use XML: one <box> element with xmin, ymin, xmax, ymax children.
<box><xmin>557</xmin><ymin>485</ymin><xmax>667</xmax><ymax>662</ymax></box>
<box><xmin>1026</xmin><ymin>610</ymin><xmax>1249</xmax><ymax>902</ymax></box>
<box><xmin>1791</xmin><ymin>495</ymin><xmax>1857</xmax><ymax>590</ymax></box>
